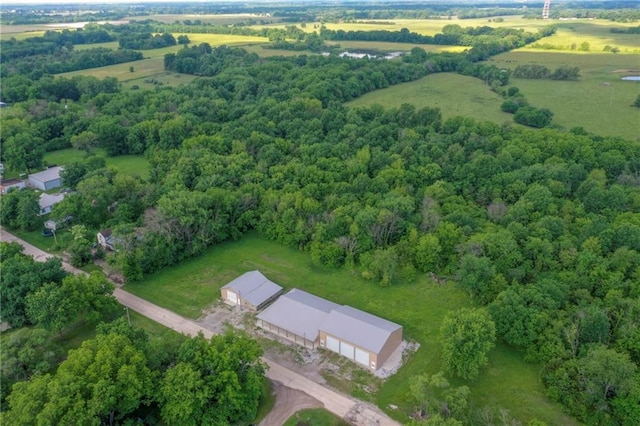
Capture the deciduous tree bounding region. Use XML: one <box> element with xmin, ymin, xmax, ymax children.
<box><xmin>440</xmin><ymin>308</ymin><xmax>496</xmax><ymax>380</ymax></box>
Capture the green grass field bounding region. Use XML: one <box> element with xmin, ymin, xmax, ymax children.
<box><xmin>327</xmin><ymin>40</ymin><xmax>466</xmax><ymax>53</ymax></box>
<box><xmin>283</xmin><ymin>408</ymin><xmax>350</xmax><ymax>426</ymax></box>
<box><xmin>123</xmin><ymin>231</ymin><xmax>577</xmax><ymax>425</ymax></box>
<box><xmin>347</xmin><ymin>72</ymin><xmax>516</xmax><ymax>124</ymax></box>
<box><xmin>44</xmin><ymin>148</ymin><xmax>150</xmax><ymax>179</ymax></box>
<box><xmin>489</xmin><ymin>51</ymin><xmax>640</xmax><ymax>140</ymax></box>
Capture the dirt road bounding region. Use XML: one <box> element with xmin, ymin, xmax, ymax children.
<box><xmin>1</xmin><ymin>227</ymin><xmax>400</xmax><ymax>426</ymax></box>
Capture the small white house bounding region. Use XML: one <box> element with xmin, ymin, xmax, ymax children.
<box><xmin>29</xmin><ymin>166</ymin><xmax>64</xmax><ymax>191</ymax></box>
<box><xmin>39</xmin><ymin>193</ymin><xmax>65</xmax><ymax>216</ymax></box>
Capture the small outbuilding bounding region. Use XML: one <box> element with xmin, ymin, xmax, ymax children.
<box><xmin>1</xmin><ymin>178</ymin><xmax>26</xmax><ymax>195</ymax></box>
<box><xmin>319</xmin><ymin>306</ymin><xmax>403</xmax><ymax>371</ymax></box>
<box><xmin>38</xmin><ymin>193</ymin><xmax>65</xmax><ymax>215</ymax></box>
<box><xmin>221</xmin><ymin>270</ymin><xmax>283</xmax><ymax>311</ymax></box>
<box><xmin>257</xmin><ymin>289</ymin><xmax>340</xmax><ymax>348</ymax></box>
<box><xmin>29</xmin><ymin>166</ymin><xmax>64</xmax><ymax>191</ymax></box>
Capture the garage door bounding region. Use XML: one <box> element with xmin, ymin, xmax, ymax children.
<box><xmin>340</xmin><ymin>342</ymin><xmax>355</xmax><ymax>359</ymax></box>
<box><xmin>355</xmin><ymin>348</ymin><xmax>370</xmax><ymax>366</ymax></box>
<box><xmin>227</xmin><ymin>291</ymin><xmax>238</xmax><ymax>305</ymax></box>
<box><xmin>326</xmin><ymin>336</ymin><xmax>340</xmax><ymax>353</ymax></box>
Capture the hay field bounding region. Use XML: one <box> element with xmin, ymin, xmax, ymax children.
<box><xmin>327</xmin><ymin>40</ymin><xmax>466</xmax><ymax>53</ymax></box>
<box><xmin>490</xmin><ymin>51</ymin><xmax>640</xmax><ymax>140</ymax></box>
<box><xmin>347</xmin><ymin>73</ymin><xmax>515</xmax><ymax>124</ymax></box>
<box><xmin>522</xmin><ymin>21</ymin><xmax>640</xmax><ymax>53</ymax></box>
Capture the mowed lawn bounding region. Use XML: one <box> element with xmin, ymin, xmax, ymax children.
<box><xmin>44</xmin><ymin>148</ymin><xmax>150</xmax><ymax>179</ymax></box>
<box><xmin>123</xmin><ymin>231</ymin><xmax>577</xmax><ymax>425</ymax></box>
<box><xmin>347</xmin><ymin>72</ymin><xmax>515</xmax><ymax>124</ymax></box>
<box><xmin>490</xmin><ymin>51</ymin><xmax>640</xmax><ymax>140</ymax></box>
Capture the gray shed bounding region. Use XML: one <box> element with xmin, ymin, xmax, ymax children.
<box><xmin>29</xmin><ymin>166</ymin><xmax>63</xmax><ymax>191</ymax></box>
<box><xmin>256</xmin><ymin>289</ymin><xmax>340</xmax><ymax>348</ymax></box>
<box><xmin>319</xmin><ymin>305</ymin><xmax>403</xmax><ymax>370</ymax></box>
<box><xmin>220</xmin><ymin>270</ymin><xmax>283</xmax><ymax>311</ymax></box>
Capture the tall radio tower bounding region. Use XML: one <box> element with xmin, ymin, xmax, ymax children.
<box><xmin>542</xmin><ymin>0</ymin><xmax>551</xmax><ymax>20</ymax></box>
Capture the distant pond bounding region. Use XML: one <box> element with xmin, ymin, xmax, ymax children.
<box><xmin>621</xmin><ymin>76</ymin><xmax>640</xmax><ymax>81</ymax></box>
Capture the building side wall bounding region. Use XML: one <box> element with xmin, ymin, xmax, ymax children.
<box><xmin>29</xmin><ymin>177</ymin><xmax>46</xmax><ymax>191</ymax></box>
<box><xmin>44</xmin><ymin>178</ymin><xmax>62</xmax><ymax>191</ymax></box>
<box><xmin>257</xmin><ymin>319</ymin><xmax>317</xmax><ymax>348</ymax></box>
<box><xmin>319</xmin><ymin>331</ymin><xmax>378</xmax><ymax>369</ymax></box>
<box><xmin>376</xmin><ymin>327</ymin><xmax>403</xmax><ymax>367</ymax></box>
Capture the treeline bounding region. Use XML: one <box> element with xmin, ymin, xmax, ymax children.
<box><xmin>610</xmin><ymin>25</ymin><xmax>640</xmax><ymax>33</ymax></box>
<box><xmin>1</xmin><ymin>27</ymin><xmax>115</xmax><ymax>62</ymax></box>
<box><xmin>512</xmin><ymin>64</ymin><xmax>580</xmax><ymax>81</ymax></box>
<box><xmin>119</xmin><ymin>32</ymin><xmax>176</xmax><ymax>50</ymax></box>
<box><xmin>2</xmin><ymin>48</ymin><xmax>142</xmax><ymax>82</ymax></box>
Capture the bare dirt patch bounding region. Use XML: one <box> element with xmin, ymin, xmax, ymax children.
<box><xmin>611</xmin><ymin>69</ymin><xmax>640</xmax><ymax>73</ymax></box>
<box><xmin>259</xmin><ymin>380</ymin><xmax>322</xmax><ymax>426</ymax></box>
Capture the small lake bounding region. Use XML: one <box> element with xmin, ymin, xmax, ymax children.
<box><xmin>621</xmin><ymin>76</ymin><xmax>640</xmax><ymax>81</ymax></box>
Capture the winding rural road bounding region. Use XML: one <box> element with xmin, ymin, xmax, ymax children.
<box><xmin>1</xmin><ymin>227</ymin><xmax>400</xmax><ymax>426</ymax></box>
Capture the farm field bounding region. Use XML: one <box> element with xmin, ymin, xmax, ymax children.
<box><xmin>347</xmin><ymin>72</ymin><xmax>515</xmax><ymax>124</ymax></box>
<box><xmin>522</xmin><ymin>21</ymin><xmax>640</xmax><ymax>54</ymax></box>
<box><xmin>490</xmin><ymin>51</ymin><xmax>640</xmax><ymax>140</ymax></box>
<box><xmin>123</xmin><ymin>231</ymin><xmax>577</xmax><ymax>425</ymax></box>
<box><xmin>327</xmin><ymin>40</ymin><xmax>466</xmax><ymax>53</ymax></box>
<box><xmin>57</xmin><ymin>34</ymin><xmax>269</xmax><ymax>88</ymax></box>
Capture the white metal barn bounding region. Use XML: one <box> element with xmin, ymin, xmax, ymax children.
<box><xmin>220</xmin><ymin>270</ymin><xmax>283</xmax><ymax>311</ymax></box>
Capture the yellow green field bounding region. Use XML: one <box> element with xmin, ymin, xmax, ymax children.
<box><xmin>326</xmin><ymin>40</ymin><xmax>466</xmax><ymax>53</ymax></box>
<box><xmin>490</xmin><ymin>51</ymin><xmax>640</xmax><ymax>140</ymax></box>
<box><xmin>522</xmin><ymin>21</ymin><xmax>640</xmax><ymax>53</ymax></box>
<box><xmin>347</xmin><ymin>73</ymin><xmax>516</xmax><ymax>124</ymax></box>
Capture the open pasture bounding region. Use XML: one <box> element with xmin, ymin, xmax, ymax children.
<box><xmin>521</xmin><ymin>21</ymin><xmax>640</xmax><ymax>53</ymax></box>
<box><xmin>123</xmin><ymin>231</ymin><xmax>576</xmax><ymax>425</ymax></box>
<box><xmin>347</xmin><ymin>72</ymin><xmax>515</xmax><ymax>124</ymax></box>
<box><xmin>490</xmin><ymin>51</ymin><xmax>640</xmax><ymax>140</ymax></box>
<box><xmin>57</xmin><ymin>34</ymin><xmax>269</xmax><ymax>88</ymax></box>
<box><xmin>327</xmin><ymin>40</ymin><xmax>466</xmax><ymax>53</ymax></box>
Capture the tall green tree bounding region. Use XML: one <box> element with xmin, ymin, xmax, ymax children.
<box><xmin>160</xmin><ymin>331</ymin><xmax>265</xmax><ymax>426</ymax></box>
<box><xmin>440</xmin><ymin>308</ymin><xmax>496</xmax><ymax>380</ymax></box>
<box><xmin>26</xmin><ymin>272</ymin><xmax>117</xmax><ymax>333</ymax></box>
<box><xmin>3</xmin><ymin>333</ymin><xmax>154</xmax><ymax>425</ymax></box>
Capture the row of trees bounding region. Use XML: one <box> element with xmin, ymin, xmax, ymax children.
<box><xmin>3</xmin><ymin>47</ymin><xmax>143</xmax><ymax>81</ymax></box>
<box><xmin>512</xmin><ymin>64</ymin><xmax>580</xmax><ymax>81</ymax></box>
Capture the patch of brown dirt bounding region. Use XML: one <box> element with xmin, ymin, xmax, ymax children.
<box><xmin>259</xmin><ymin>380</ymin><xmax>323</xmax><ymax>426</ymax></box>
<box><xmin>611</xmin><ymin>69</ymin><xmax>640</xmax><ymax>73</ymax></box>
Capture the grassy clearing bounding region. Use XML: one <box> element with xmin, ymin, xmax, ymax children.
<box><xmin>523</xmin><ymin>22</ymin><xmax>640</xmax><ymax>54</ymax></box>
<box><xmin>44</xmin><ymin>148</ymin><xmax>150</xmax><ymax>179</ymax></box>
<box><xmin>123</xmin><ymin>231</ymin><xmax>576</xmax><ymax>425</ymax></box>
<box><xmin>327</xmin><ymin>40</ymin><xmax>466</xmax><ymax>53</ymax></box>
<box><xmin>489</xmin><ymin>51</ymin><xmax>640</xmax><ymax>140</ymax></box>
<box><xmin>283</xmin><ymin>408</ymin><xmax>350</xmax><ymax>426</ymax></box>
<box><xmin>347</xmin><ymin>72</ymin><xmax>515</xmax><ymax>124</ymax></box>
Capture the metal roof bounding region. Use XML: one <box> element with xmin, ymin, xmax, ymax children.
<box><xmin>222</xmin><ymin>270</ymin><xmax>283</xmax><ymax>308</ymax></box>
<box><xmin>257</xmin><ymin>289</ymin><xmax>340</xmax><ymax>341</ymax></box>
<box><xmin>319</xmin><ymin>305</ymin><xmax>402</xmax><ymax>354</ymax></box>
<box><xmin>39</xmin><ymin>193</ymin><xmax>65</xmax><ymax>209</ymax></box>
<box><xmin>29</xmin><ymin>166</ymin><xmax>63</xmax><ymax>183</ymax></box>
